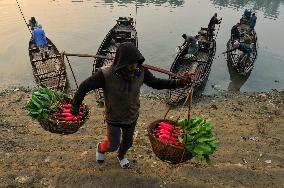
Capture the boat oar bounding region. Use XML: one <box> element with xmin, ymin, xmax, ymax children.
<box><xmin>63</xmin><ymin>52</ymin><xmax>191</xmax><ymax>81</ymax></box>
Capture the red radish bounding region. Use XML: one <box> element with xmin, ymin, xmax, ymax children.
<box><xmin>156</xmin><ymin>129</ymin><xmax>170</xmax><ymax>135</ymax></box>
<box><xmin>159</xmin><ymin>134</ymin><xmax>170</xmax><ymax>140</ymax></box>
<box><xmin>158</xmin><ymin>126</ymin><xmax>173</xmax><ymax>132</ymax></box>
<box><xmin>59</xmin><ymin>113</ymin><xmax>76</xmax><ymax>117</ymax></box>
<box><xmin>62</xmin><ymin>109</ymin><xmax>70</xmax><ymax>113</ymax></box>
<box><xmin>170</xmin><ymin>133</ymin><xmax>179</xmax><ymax>138</ymax></box>
<box><xmin>58</xmin><ymin>117</ymin><xmax>75</xmax><ymax>121</ymax></box>
<box><xmin>159</xmin><ymin>138</ymin><xmax>170</xmax><ymax>143</ymax></box>
<box><xmin>158</xmin><ymin>123</ymin><xmax>174</xmax><ymax>131</ymax></box>
<box><xmin>63</xmin><ymin>104</ymin><xmax>72</xmax><ymax>109</ymax></box>
<box><xmin>159</xmin><ymin>122</ymin><xmax>174</xmax><ymax>128</ymax></box>
<box><xmin>58</xmin><ymin>116</ymin><xmax>82</xmax><ymax>121</ymax></box>
<box><xmin>59</xmin><ymin>112</ymin><xmax>83</xmax><ymax>117</ymax></box>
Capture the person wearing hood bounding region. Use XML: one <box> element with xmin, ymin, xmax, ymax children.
<box><xmin>70</xmin><ymin>42</ymin><xmax>193</xmax><ymax>168</ymax></box>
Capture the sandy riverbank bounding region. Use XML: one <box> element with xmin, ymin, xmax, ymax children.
<box><xmin>0</xmin><ymin>87</ymin><xmax>283</xmax><ymax>187</ymax></box>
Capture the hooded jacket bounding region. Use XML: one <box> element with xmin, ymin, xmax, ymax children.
<box><xmin>72</xmin><ymin>42</ymin><xmax>184</xmax><ymax>125</ymax></box>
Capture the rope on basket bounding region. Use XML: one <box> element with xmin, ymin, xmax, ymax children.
<box><xmin>161</xmin><ymin>84</ymin><xmax>194</xmax><ymax>163</ymax></box>
<box><xmin>62</xmin><ymin>52</ymin><xmax>79</xmax><ymax>89</ymax></box>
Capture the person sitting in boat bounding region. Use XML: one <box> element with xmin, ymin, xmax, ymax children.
<box><xmin>231</xmin><ymin>23</ymin><xmax>241</xmax><ymax>40</ymax></box>
<box><xmin>27</xmin><ymin>17</ymin><xmax>38</xmax><ymax>31</ymax></box>
<box><xmin>208</xmin><ymin>13</ymin><xmax>222</xmax><ymax>39</ymax></box>
<box><xmin>225</xmin><ymin>34</ymin><xmax>252</xmax><ymax>53</ymax></box>
<box><xmin>180</xmin><ymin>34</ymin><xmax>198</xmax><ymax>59</ymax></box>
<box><xmin>249</xmin><ymin>13</ymin><xmax>257</xmax><ymax>32</ymax></box>
<box><xmin>32</xmin><ymin>25</ymin><xmax>48</xmax><ymax>59</ymax></box>
<box><xmin>224</xmin><ymin>36</ymin><xmax>252</xmax><ymax>64</ymax></box>
<box><xmin>240</xmin><ymin>9</ymin><xmax>252</xmax><ymax>24</ymax></box>
<box><xmin>181</xmin><ymin>34</ymin><xmax>197</xmax><ymax>47</ymax></box>
<box><xmin>243</xmin><ymin>9</ymin><xmax>252</xmax><ymax>19</ymax></box>
<box><xmin>69</xmin><ymin>42</ymin><xmax>194</xmax><ymax>169</ymax></box>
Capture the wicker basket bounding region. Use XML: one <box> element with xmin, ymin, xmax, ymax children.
<box><xmin>38</xmin><ymin>98</ymin><xmax>89</xmax><ymax>134</ymax></box>
<box><xmin>147</xmin><ymin>119</ymin><xmax>193</xmax><ymax>164</ymax></box>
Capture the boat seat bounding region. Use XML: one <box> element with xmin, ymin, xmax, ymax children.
<box><xmin>101</xmin><ymin>49</ymin><xmax>116</xmax><ymax>53</ymax></box>
<box><xmin>125</xmin><ymin>38</ymin><xmax>135</xmax><ymax>43</ymax></box>
<box><xmin>32</xmin><ymin>54</ymin><xmax>61</xmax><ymax>63</ymax></box>
<box><xmin>29</xmin><ymin>47</ymin><xmax>39</xmax><ymax>52</ymax></box>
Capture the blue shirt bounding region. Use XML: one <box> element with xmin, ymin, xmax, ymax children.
<box><xmin>33</xmin><ymin>27</ymin><xmax>48</xmax><ymax>47</ymax></box>
<box><xmin>239</xmin><ymin>43</ymin><xmax>252</xmax><ymax>54</ymax></box>
<box><xmin>250</xmin><ymin>15</ymin><xmax>257</xmax><ymax>28</ymax></box>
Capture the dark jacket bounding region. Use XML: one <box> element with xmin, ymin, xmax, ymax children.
<box><xmin>71</xmin><ymin>42</ymin><xmax>185</xmax><ymax>124</ymax></box>
<box><xmin>250</xmin><ymin>15</ymin><xmax>257</xmax><ymax>28</ymax></box>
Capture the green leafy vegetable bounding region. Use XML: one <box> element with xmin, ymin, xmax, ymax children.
<box><xmin>177</xmin><ymin>116</ymin><xmax>219</xmax><ymax>164</ymax></box>
<box><xmin>26</xmin><ymin>88</ymin><xmax>64</xmax><ymax>119</ymax></box>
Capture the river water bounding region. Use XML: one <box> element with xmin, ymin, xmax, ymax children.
<box><xmin>0</xmin><ymin>0</ymin><xmax>283</xmax><ymax>94</ymax></box>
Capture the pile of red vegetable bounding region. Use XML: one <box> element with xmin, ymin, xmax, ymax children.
<box><xmin>154</xmin><ymin>122</ymin><xmax>183</xmax><ymax>146</ymax></box>
<box><xmin>55</xmin><ymin>104</ymin><xmax>85</xmax><ymax>122</ymax></box>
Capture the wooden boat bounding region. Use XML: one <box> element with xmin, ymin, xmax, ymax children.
<box><xmin>92</xmin><ymin>17</ymin><xmax>138</xmax><ymax>103</ymax></box>
<box><xmin>168</xmin><ymin>27</ymin><xmax>217</xmax><ymax>105</ymax></box>
<box><xmin>226</xmin><ymin>18</ymin><xmax>258</xmax><ymax>75</ymax></box>
<box><xmin>28</xmin><ymin>37</ymin><xmax>67</xmax><ymax>91</ymax></box>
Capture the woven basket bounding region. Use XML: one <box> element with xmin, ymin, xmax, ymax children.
<box><xmin>38</xmin><ymin>98</ymin><xmax>89</xmax><ymax>134</ymax></box>
<box><xmin>147</xmin><ymin>119</ymin><xmax>193</xmax><ymax>164</ymax></box>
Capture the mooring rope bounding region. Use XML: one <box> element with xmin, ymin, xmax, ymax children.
<box><xmin>15</xmin><ymin>0</ymin><xmax>32</xmax><ymax>35</ymax></box>
<box><xmin>214</xmin><ymin>23</ymin><xmax>221</xmax><ymax>40</ymax></box>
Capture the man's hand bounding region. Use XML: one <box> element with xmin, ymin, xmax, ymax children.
<box><xmin>70</xmin><ymin>105</ymin><xmax>80</xmax><ymax>115</ymax></box>
<box><xmin>178</xmin><ymin>72</ymin><xmax>195</xmax><ymax>86</ymax></box>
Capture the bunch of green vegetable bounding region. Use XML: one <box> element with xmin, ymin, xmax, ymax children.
<box><xmin>177</xmin><ymin>116</ymin><xmax>219</xmax><ymax>164</ymax></box>
<box><xmin>26</xmin><ymin>88</ymin><xmax>64</xmax><ymax>119</ymax></box>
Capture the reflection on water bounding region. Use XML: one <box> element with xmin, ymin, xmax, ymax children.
<box><xmin>211</xmin><ymin>0</ymin><xmax>284</xmax><ymax>18</ymax></box>
<box><xmin>227</xmin><ymin>60</ymin><xmax>251</xmax><ymax>92</ymax></box>
<box><xmin>101</xmin><ymin>0</ymin><xmax>184</xmax><ymax>7</ymax></box>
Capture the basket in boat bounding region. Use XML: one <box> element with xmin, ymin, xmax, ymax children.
<box><xmin>147</xmin><ymin>119</ymin><xmax>193</xmax><ymax>164</ymax></box>
<box><xmin>38</xmin><ymin>98</ymin><xmax>89</xmax><ymax>134</ymax></box>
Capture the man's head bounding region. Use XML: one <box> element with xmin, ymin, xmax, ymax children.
<box><xmin>214</xmin><ymin>13</ymin><xmax>217</xmax><ymax>17</ymax></box>
<box><xmin>31</xmin><ymin>17</ymin><xmax>36</xmax><ymax>22</ymax></box>
<box><xmin>182</xmin><ymin>34</ymin><xmax>187</xmax><ymax>39</ymax></box>
<box><xmin>252</xmin><ymin>13</ymin><xmax>256</xmax><ymax>16</ymax></box>
<box><xmin>122</xmin><ymin>63</ymin><xmax>139</xmax><ymax>77</ymax></box>
<box><xmin>112</xmin><ymin>42</ymin><xmax>145</xmax><ymax>77</ymax></box>
<box><xmin>38</xmin><ymin>24</ymin><xmax>42</xmax><ymax>28</ymax></box>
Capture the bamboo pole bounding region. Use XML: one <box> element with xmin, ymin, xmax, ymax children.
<box><xmin>63</xmin><ymin>52</ymin><xmax>114</xmax><ymax>60</ymax></box>
<box><xmin>63</xmin><ymin>52</ymin><xmax>190</xmax><ymax>81</ymax></box>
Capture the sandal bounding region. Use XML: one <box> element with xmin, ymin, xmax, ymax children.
<box><xmin>96</xmin><ymin>143</ymin><xmax>105</xmax><ymax>163</ymax></box>
<box><xmin>117</xmin><ymin>157</ymin><xmax>130</xmax><ymax>169</ymax></box>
